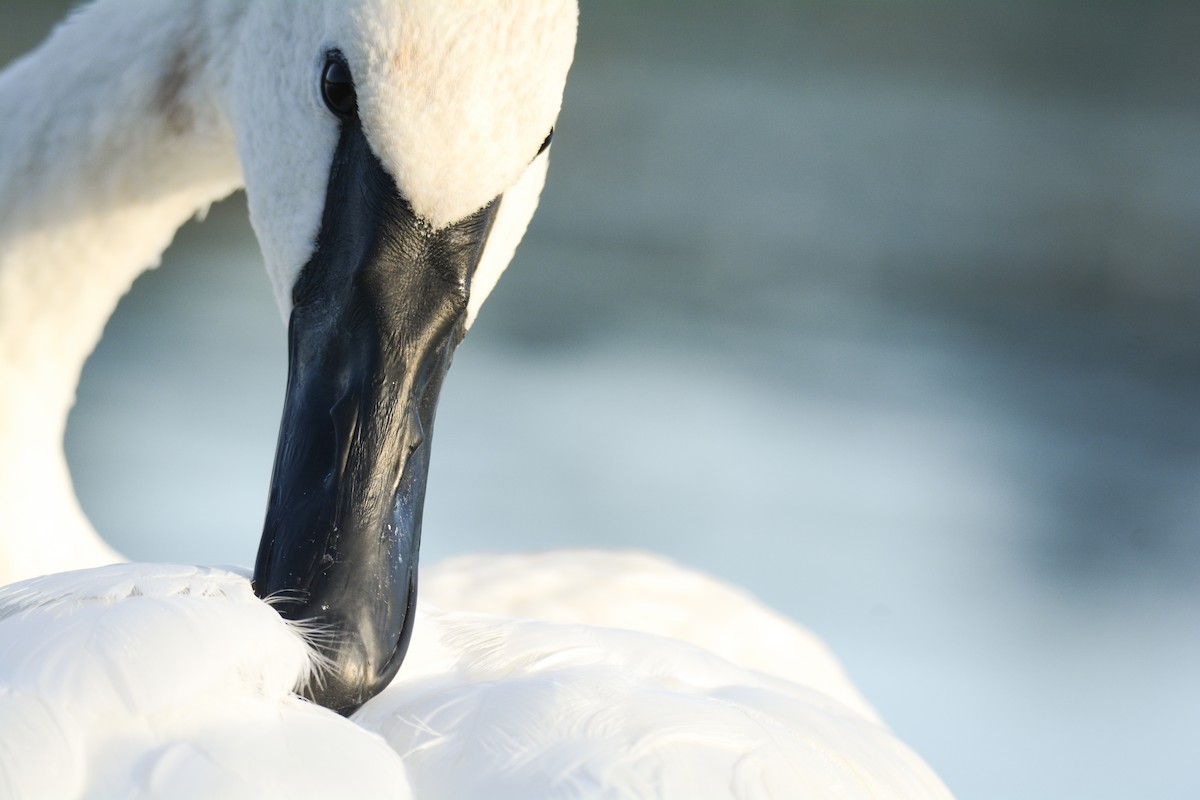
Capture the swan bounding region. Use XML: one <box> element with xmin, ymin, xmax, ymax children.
<box><xmin>0</xmin><ymin>1</ymin><xmax>953</xmax><ymax>796</ymax></box>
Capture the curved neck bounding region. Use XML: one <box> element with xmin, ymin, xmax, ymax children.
<box><xmin>0</xmin><ymin>0</ymin><xmax>246</xmax><ymax>582</ymax></box>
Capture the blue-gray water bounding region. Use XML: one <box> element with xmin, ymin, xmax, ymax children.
<box><xmin>7</xmin><ymin>2</ymin><xmax>1200</xmax><ymax>797</ymax></box>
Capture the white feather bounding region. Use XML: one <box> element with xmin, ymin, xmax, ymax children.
<box><xmin>0</xmin><ymin>565</ymin><xmax>411</xmax><ymax>800</ymax></box>
<box><xmin>369</xmin><ymin>551</ymin><xmax>950</xmax><ymax>797</ymax></box>
<box><xmin>0</xmin><ymin>557</ymin><xmax>950</xmax><ymax>799</ymax></box>
<box><xmin>420</xmin><ymin>550</ymin><xmax>879</xmax><ymax>721</ymax></box>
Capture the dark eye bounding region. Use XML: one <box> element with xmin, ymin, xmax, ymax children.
<box><xmin>537</xmin><ymin>129</ymin><xmax>554</xmax><ymax>157</ymax></box>
<box><xmin>321</xmin><ymin>55</ymin><xmax>357</xmax><ymax>119</ymax></box>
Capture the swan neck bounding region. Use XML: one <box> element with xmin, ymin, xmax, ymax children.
<box><xmin>0</xmin><ymin>0</ymin><xmax>246</xmax><ymax>582</ymax></box>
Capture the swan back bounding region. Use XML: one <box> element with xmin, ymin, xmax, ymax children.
<box><xmin>362</xmin><ymin>609</ymin><xmax>951</xmax><ymax>798</ymax></box>
<box><xmin>0</xmin><ymin>561</ymin><xmax>951</xmax><ymax>799</ymax></box>
<box><xmin>422</xmin><ymin>550</ymin><xmax>880</xmax><ymax>720</ymax></box>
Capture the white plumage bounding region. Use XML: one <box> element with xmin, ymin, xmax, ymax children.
<box><xmin>0</xmin><ymin>1</ymin><xmax>952</xmax><ymax>797</ymax></box>
<box><xmin>0</xmin><ymin>556</ymin><xmax>950</xmax><ymax>798</ymax></box>
<box><xmin>0</xmin><ymin>566</ymin><xmax>411</xmax><ymax>799</ymax></box>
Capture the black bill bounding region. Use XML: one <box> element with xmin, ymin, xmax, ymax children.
<box><xmin>253</xmin><ymin>118</ymin><xmax>498</xmax><ymax>715</ymax></box>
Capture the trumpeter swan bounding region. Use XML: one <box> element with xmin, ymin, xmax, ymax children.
<box><xmin>0</xmin><ymin>1</ymin><xmax>952</xmax><ymax>796</ymax></box>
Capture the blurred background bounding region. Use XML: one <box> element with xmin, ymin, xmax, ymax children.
<box><xmin>5</xmin><ymin>1</ymin><xmax>1199</xmax><ymax>796</ymax></box>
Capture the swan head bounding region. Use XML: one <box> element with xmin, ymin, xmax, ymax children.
<box><xmin>228</xmin><ymin>0</ymin><xmax>576</xmax><ymax>325</ymax></box>
<box><xmin>226</xmin><ymin>0</ymin><xmax>578</xmax><ymax>714</ymax></box>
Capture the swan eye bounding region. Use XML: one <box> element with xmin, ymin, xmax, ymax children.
<box><xmin>537</xmin><ymin>129</ymin><xmax>554</xmax><ymax>157</ymax></box>
<box><xmin>321</xmin><ymin>56</ymin><xmax>357</xmax><ymax>119</ymax></box>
